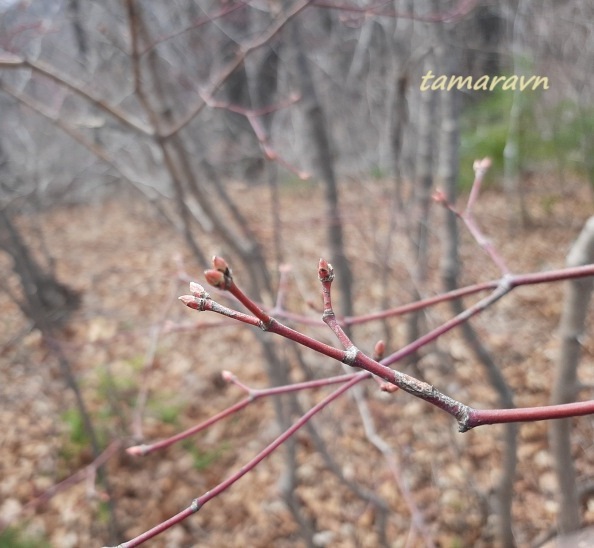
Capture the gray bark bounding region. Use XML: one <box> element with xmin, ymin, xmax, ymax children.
<box><xmin>549</xmin><ymin>216</ymin><xmax>594</xmax><ymax>534</ymax></box>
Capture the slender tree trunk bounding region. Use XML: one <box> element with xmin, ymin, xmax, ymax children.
<box><xmin>549</xmin><ymin>216</ymin><xmax>594</xmax><ymax>534</ymax></box>
<box><xmin>504</xmin><ymin>1</ymin><xmax>530</xmax><ymax>230</ymax></box>
<box><xmin>405</xmin><ymin>46</ymin><xmax>436</xmax><ymax>369</ymax></box>
<box><xmin>0</xmin><ymin>208</ymin><xmax>120</xmax><ymax>541</ymax></box>
<box><xmin>436</xmin><ymin>42</ymin><xmax>516</xmax><ymax>547</ymax></box>
<box><xmin>0</xmin><ymin>208</ymin><xmax>80</xmax><ymax>327</ymax></box>
<box><xmin>291</xmin><ymin>22</ymin><xmax>354</xmax><ymax>322</ymax></box>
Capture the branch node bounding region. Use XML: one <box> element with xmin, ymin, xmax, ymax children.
<box><xmin>322</xmin><ymin>309</ymin><xmax>334</xmax><ymax>320</ymax></box>
<box><xmin>258</xmin><ymin>318</ymin><xmax>275</xmax><ymax>332</ymax></box>
<box><xmin>190</xmin><ymin>498</ymin><xmax>202</xmax><ymax>513</ymax></box>
<box><xmin>342</xmin><ymin>345</ymin><xmax>359</xmax><ymax>367</ymax></box>
<box><xmin>499</xmin><ymin>274</ymin><xmax>514</xmax><ymax>292</ymax></box>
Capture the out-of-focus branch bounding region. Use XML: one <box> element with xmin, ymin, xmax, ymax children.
<box><xmin>199</xmin><ymin>90</ymin><xmax>310</xmax><ymax>179</ymax></box>
<box><xmin>434</xmin><ymin>158</ymin><xmax>511</xmax><ymax>275</ymax></box>
<box><xmin>104</xmin><ymin>372</ymin><xmax>367</xmax><ymax>548</ymax></box>
<box><xmin>0</xmin><ymin>80</ymin><xmax>149</xmax><ymax>190</ymax></box>
<box><xmin>127</xmin><ymin>372</ymin><xmax>359</xmax><ymax>456</ymax></box>
<box><xmin>0</xmin><ymin>56</ymin><xmax>152</xmax><ymax>135</ymax></box>
<box><xmin>139</xmin><ymin>2</ymin><xmax>249</xmax><ymax>55</ymax></box>
<box><xmin>312</xmin><ymin>0</ymin><xmax>477</xmax><ymax>22</ymax></box>
<box><xmin>162</xmin><ymin>0</ymin><xmax>314</xmax><ymax>138</ymax></box>
<box><xmin>0</xmin><ymin>441</ymin><xmax>121</xmax><ymax>532</ymax></box>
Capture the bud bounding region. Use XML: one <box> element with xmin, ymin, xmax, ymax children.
<box><xmin>473</xmin><ymin>157</ymin><xmax>492</xmax><ymax>173</ymax></box>
<box><xmin>212</xmin><ymin>256</ymin><xmax>229</xmax><ymax>274</ymax></box>
<box><xmin>318</xmin><ymin>258</ymin><xmax>334</xmax><ymax>282</ymax></box>
<box><xmin>374</xmin><ymin>340</ymin><xmax>386</xmax><ymax>360</ymax></box>
<box><xmin>432</xmin><ymin>189</ymin><xmax>447</xmax><ymax>205</ymax></box>
<box><xmin>126</xmin><ymin>445</ymin><xmax>146</xmax><ymax>456</ymax></box>
<box><xmin>179</xmin><ymin>295</ymin><xmax>200</xmax><ymax>310</ymax></box>
<box><xmin>190</xmin><ymin>281</ymin><xmax>207</xmax><ymax>298</ymax></box>
<box><xmin>221</xmin><ymin>370</ymin><xmax>235</xmax><ymax>383</ymax></box>
<box><xmin>204</xmin><ymin>269</ymin><xmax>227</xmax><ymax>289</ymax></box>
<box><xmin>380</xmin><ymin>382</ymin><xmax>399</xmax><ymax>394</ymax></box>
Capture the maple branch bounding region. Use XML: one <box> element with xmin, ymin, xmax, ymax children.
<box><xmin>181</xmin><ymin>256</ymin><xmax>594</xmax><ymax>433</ymax></box>
<box><xmin>127</xmin><ymin>371</ymin><xmax>359</xmax><ymax>456</ymax></box>
<box><xmin>434</xmin><ymin>157</ymin><xmax>510</xmax><ymax>275</ymax></box>
<box><xmin>105</xmin><ymin>373</ymin><xmax>367</xmax><ymax>548</ymax></box>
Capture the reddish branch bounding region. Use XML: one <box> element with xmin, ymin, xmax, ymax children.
<box><xmin>127</xmin><ymin>372</ymin><xmax>359</xmax><ymax>456</ymax></box>
<box><xmin>119</xmin><ymin>245</ymin><xmax>594</xmax><ymax>546</ymax></box>
<box><xmin>118</xmin><ymin>240</ymin><xmax>594</xmax><ymax>546</ymax></box>
<box><xmin>434</xmin><ymin>157</ymin><xmax>510</xmax><ymax>274</ymax></box>
<box><xmin>107</xmin><ymin>374</ymin><xmax>367</xmax><ymax>548</ymax></box>
<box><xmin>180</xmin><ymin>256</ymin><xmax>594</xmax><ymax>433</ymax></box>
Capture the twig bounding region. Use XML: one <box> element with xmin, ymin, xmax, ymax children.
<box><xmin>127</xmin><ymin>372</ymin><xmax>358</xmax><ymax>455</ymax></box>
<box><xmin>105</xmin><ymin>373</ymin><xmax>367</xmax><ymax>548</ymax></box>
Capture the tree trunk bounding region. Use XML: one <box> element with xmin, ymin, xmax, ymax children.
<box><xmin>291</xmin><ymin>21</ymin><xmax>354</xmax><ymax>322</ymax></box>
<box><xmin>549</xmin><ymin>216</ymin><xmax>594</xmax><ymax>534</ymax></box>
<box><xmin>0</xmin><ymin>208</ymin><xmax>80</xmax><ymax>328</ymax></box>
<box><xmin>436</xmin><ymin>38</ymin><xmax>516</xmax><ymax>547</ymax></box>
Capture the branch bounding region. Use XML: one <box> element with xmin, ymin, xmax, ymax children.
<box><xmin>434</xmin><ymin>158</ymin><xmax>510</xmax><ymax>275</ymax></box>
<box><xmin>105</xmin><ymin>373</ymin><xmax>367</xmax><ymax>548</ymax></box>
<box><xmin>181</xmin><ymin>257</ymin><xmax>594</xmax><ymax>432</ymax></box>
<box><xmin>0</xmin><ymin>56</ymin><xmax>152</xmax><ymax>135</ymax></box>
<box><xmin>312</xmin><ymin>0</ymin><xmax>477</xmax><ymax>22</ymax></box>
<box><xmin>0</xmin><ymin>441</ymin><xmax>121</xmax><ymax>531</ymax></box>
<box><xmin>162</xmin><ymin>0</ymin><xmax>314</xmax><ymax>138</ymax></box>
<box><xmin>127</xmin><ymin>372</ymin><xmax>359</xmax><ymax>456</ymax></box>
<box><xmin>139</xmin><ymin>2</ymin><xmax>249</xmax><ymax>55</ymax></box>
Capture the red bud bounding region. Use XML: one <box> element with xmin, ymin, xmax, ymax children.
<box><xmin>190</xmin><ymin>281</ymin><xmax>206</xmax><ymax>297</ymax></box>
<box><xmin>380</xmin><ymin>382</ymin><xmax>399</xmax><ymax>394</ymax></box>
<box><xmin>179</xmin><ymin>295</ymin><xmax>200</xmax><ymax>310</ymax></box>
<box><xmin>374</xmin><ymin>340</ymin><xmax>386</xmax><ymax>360</ymax></box>
<box><xmin>318</xmin><ymin>258</ymin><xmax>334</xmax><ymax>282</ymax></box>
<box><xmin>204</xmin><ymin>269</ymin><xmax>227</xmax><ymax>288</ymax></box>
<box><xmin>212</xmin><ymin>256</ymin><xmax>229</xmax><ymax>273</ymax></box>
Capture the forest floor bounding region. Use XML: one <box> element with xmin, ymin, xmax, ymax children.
<box><xmin>2</xmin><ymin>174</ymin><xmax>594</xmax><ymax>548</ymax></box>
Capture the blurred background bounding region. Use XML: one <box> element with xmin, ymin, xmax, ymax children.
<box><xmin>1</xmin><ymin>1</ymin><xmax>594</xmax><ymax>547</ymax></box>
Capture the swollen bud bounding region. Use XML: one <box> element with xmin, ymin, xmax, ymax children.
<box><xmin>473</xmin><ymin>157</ymin><xmax>492</xmax><ymax>173</ymax></box>
<box><xmin>212</xmin><ymin>255</ymin><xmax>229</xmax><ymax>274</ymax></box>
<box><xmin>373</xmin><ymin>340</ymin><xmax>386</xmax><ymax>360</ymax></box>
<box><xmin>221</xmin><ymin>370</ymin><xmax>236</xmax><ymax>383</ymax></box>
<box><xmin>318</xmin><ymin>258</ymin><xmax>334</xmax><ymax>282</ymax></box>
<box><xmin>179</xmin><ymin>295</ymin><xmax>201</xmax><ymax>310</ymax></box>
<box><xmin>190</xmin><ymin>281</ymin><xmax>207</xmax><ymax>298</ymax></box>
<box><xmin>204</xmin><ymin>269</ymin><xmax>227</xmax><ymax>289</ymax></box>
<box><xmin>380</xmin><ymin>382</ymin><xmax>399</xmax><ymax>394</ymax></box>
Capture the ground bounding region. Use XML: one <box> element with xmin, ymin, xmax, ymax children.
<box><xmin>1</xmin><ymin>175</ymin><xmax>594</xmax><ymax>547</ymax></box>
